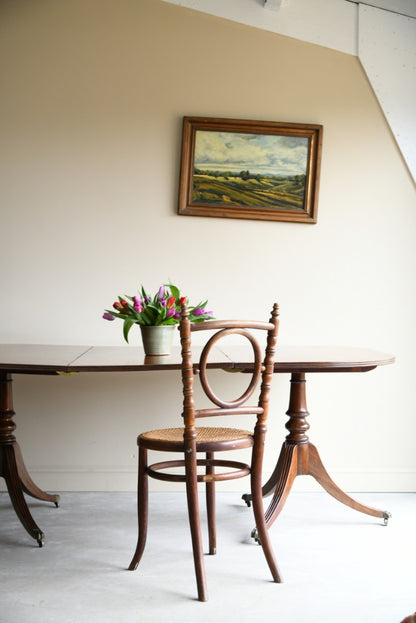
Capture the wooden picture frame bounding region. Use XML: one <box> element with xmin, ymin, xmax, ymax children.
<box><xmin>178</xmin><ymin>116</ymin><xmax>323</xmax><ymax>224</ymax></box>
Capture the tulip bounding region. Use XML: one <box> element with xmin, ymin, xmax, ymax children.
<box><xmin>157</xmin><ymin>286</ymin><xmax>165</xmax><ymax>300</ymax></box>
<box><xmin>113</xmin><ymin>302</ymin><xmax>123</xmax><ymax>310</ymax></box>
<box><xmin>103</xmin><ymin>312</ymin><xmax>115</xmax><ymax>321</ymax></box>
<box><xmin>133</xmin><ymin>296</ymin><xmax>143</xmax><ymax>312</ymax></box>
<box><xmin>167</xmin><ymin>296</ymin><xmax>176</xmax><ymax>308</ymax></box>
<box><xmin>179</xmin><ymin>296</ymin><xmax>187</xmax><ymax>305</ymax></box>
<box><xmin>167</xmin><ymin>308</ymin><xmax>175</xmax><ymax>318</ymax></box>
<box><xmin>193</xmin><ymin>308</ymin><xmax>213</xmax><ymax>317</ymax></box>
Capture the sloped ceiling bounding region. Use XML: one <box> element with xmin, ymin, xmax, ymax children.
<box><xmin>358</xmin><ymin>4</ymin><xmax>416</xmax><ymax>182</ymax></box>
<box><xmin>162</xmin><ymin>0</ymin><xmax>416</xmax><ymax>183</ymax></box>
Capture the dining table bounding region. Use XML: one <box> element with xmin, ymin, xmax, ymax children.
<box><xmin>0</xmin><ymin>343</ymin><xmax>395</xmax><ymax>546</ymax></box>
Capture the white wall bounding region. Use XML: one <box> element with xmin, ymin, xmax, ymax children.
<box><xmin>1</xmin><ymin>0</ymin><xmax>415</xmax><ymax>493</ymax></box>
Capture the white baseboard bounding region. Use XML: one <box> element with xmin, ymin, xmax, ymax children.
<box><xmin>1</xmin><ymin>466</ymin><xmax>415</xmax><ymax>493</ymax></box>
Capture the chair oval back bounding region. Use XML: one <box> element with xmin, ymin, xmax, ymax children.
<box><xmin>180</xmin><ymin>304</ymin><xmax>280</xmax><ymax>426</ymax></box>
<box><xmin>198</xmin><ymin>327</ymin><xmax>263</xmax><ymax>409</ymax></box>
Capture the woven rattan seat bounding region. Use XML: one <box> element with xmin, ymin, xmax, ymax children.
<box><xmin>128</xmin><ymin>303</ymin><xmax>282</xmax><ymax>601</ymax></box>
<box><xmin>139</xmin><ymin>426</ymin><xmax>253</xmax><ymax>452</ymax></box>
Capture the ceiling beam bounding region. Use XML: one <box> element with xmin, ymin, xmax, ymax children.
<box><xmin>264</xmin><ymin>0</ymin><xmax>283</xmax><ymax>10</ymax></box>
<box><xmin>345</xmin><ymin>0</ymin><xmax>416</xmax><ymax>19</ymax></box>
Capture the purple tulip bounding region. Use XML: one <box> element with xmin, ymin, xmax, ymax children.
<box><xmin>160</xmin><ymin>299</ymin><xmax>166</xmax><ymax>307</ymax></box>
<box><xmin>193</xmin><ymin>308</ymin><xmax>213</xmax><ymax>317</ymax></box>
<box><xmin>167</xmin><ymin>308</ymin><xmax>175</xmax><ymax>318</ymax></box>
<box><xmin>157</xmin><ymin>286</ymin><xmax>165</xmax><ymax>300</ymax></box>
<box><xmin>103</xmin><ymin>312</ymin><xmax>115</xmax><ymax>321</ymax></box>
<box><xmin>173</xmin><ymin>312</ymin><xmax>181</xmax><ymax>319</ymax></box>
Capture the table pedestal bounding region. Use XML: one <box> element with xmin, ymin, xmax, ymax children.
<box><xmin>243</xmin><ymin>372</ymin><xmax>390</xmax><ymax>529</ymax></box>
<box><xmin>0</xmin><ymin>372</ymin><xmax>59</xmax><ymax>546</ymax></box>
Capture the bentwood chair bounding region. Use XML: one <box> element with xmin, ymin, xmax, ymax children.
<box><xmin>128</xmin><ymin>303</ymin><xmax>282</xmax><ymax>602</ymax></box>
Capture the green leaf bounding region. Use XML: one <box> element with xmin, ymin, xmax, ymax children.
<box><xmin>166</xmin><ymin>283</ymin><xmax>180</xmax><ymax>300</ymax></box>
<box><xmin>145</xmin><ymin>303</ymin><xmax>160</xmax><ymax>321</ymax></box>
<box><xmin>123</xmin><ymin>318</ymin><xmax>136</xmax><ymax>343</ymax></box>
<box><xmin>164</xmin><ymin>318</ymin><xmax>177</xmax><ymax>325</ymax></box>
<box><xmin>105</xmin><ymin>310</ymin><xmax>128</xmax><ymax>320</ymax></box>
<box><xmin>191</xmin><ymin>300</ymin><xmax>207</xmax><ymax>310</ymax></box>
<box><xmin>141</xmin><ymin>307</ymin><xmax>155</xmax><ymax>325</ymax></box>
<box><xmin>154</xmin><ymin>308</ymin><xmax>167</xmax><ymax>325</ymax></box>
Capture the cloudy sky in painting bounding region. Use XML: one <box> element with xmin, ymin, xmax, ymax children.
<box><xmin>194</xmin><ymin>130</ymin><xmax>308</xmax><ymax>176</ymax></box>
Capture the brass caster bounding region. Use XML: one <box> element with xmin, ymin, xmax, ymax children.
<box><xmin>382</xmin><ymin>511</ymin><xmax>392</xmax><ymax>526</ymax></box>
<box><xmin>251</xmin><ymin>527</ymin><xmax>261</xmax><ymax>545</ymax></box>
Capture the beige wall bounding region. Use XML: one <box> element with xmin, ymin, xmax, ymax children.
<box><xmin>1</xmin><ymin>0</ymin><xmax>415</xmax><ymax>492</ymax></box>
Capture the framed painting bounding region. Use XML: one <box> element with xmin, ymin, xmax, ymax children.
<box><xmin>178</xmin><ymin>117</ymin><xmax>323</xmax><ymax>224</ymax></box>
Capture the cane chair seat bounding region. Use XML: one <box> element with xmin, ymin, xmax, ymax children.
<box><xmin>139</xmin><ymin>426</ymin><xmax>254</xmax><ymax>452</ymax></box>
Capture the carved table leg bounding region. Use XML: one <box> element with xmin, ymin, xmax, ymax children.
<box><xmin>14</xmin><ymin>442</ymin><xmax>59</xmax><ymax>505</ymax></box>
<box><xmin>246</xmin><ymin>372</ymin><xmax>390</xmax><ymax>532</ymax></box>
<box><xmin>307</xmin><ymin>443</ymin><xmax>390</xmax><ymax>523</ymax></box>
<box><xmin>0</xmin><ymin>371</ymin><xmax>60</xmax><ymax>545</ymax></box>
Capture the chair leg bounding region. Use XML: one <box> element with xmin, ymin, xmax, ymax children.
<box><xmin>128</xmin><ymin>446</ymin><xmax>148</xmax><ymax>571</ymax></box>
<box><xmin>185</xmin><ymin>449</ymin><xmax>208</xmax><ymax>601</ymax></box>
<box><xmin>251</xmin><ymin>438</ymin><xmax>283</xmax><ymax>582</ymax></box>
<box><xmin>252</xmin><ymin>489</ymin><xmax>283</xmax><ymax>582</ymax></box>
<box><xmin>205</xmin><ymin>451</ymin><xmax>216</xmax><ymax>555</ymax></box>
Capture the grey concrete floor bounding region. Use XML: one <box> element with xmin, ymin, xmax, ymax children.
<box><xmin>0</xmin><ymin>491</ymin><xmax>415</xmax><ymax>623</ymax></box>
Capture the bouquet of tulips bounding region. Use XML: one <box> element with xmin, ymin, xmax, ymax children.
<box><xmin>103</xmin><ymin>283</ymin><xmax>213</xmax><ymax>342</ymax></box>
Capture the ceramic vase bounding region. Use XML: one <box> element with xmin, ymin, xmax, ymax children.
<box><xmin>140</xmin><ymin>325</ymin><xmax>176</xmax><ymax>356</ymax></box>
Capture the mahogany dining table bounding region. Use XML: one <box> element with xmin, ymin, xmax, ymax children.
<box><xmin>0</xmin><ymin>343</ymin><xmax>395</xmax><ymax>546</ymax></box>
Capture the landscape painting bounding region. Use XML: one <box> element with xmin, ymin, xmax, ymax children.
<box><xmin>178</xmin><ymin>117</ymin><xmax>323</xmax><ymax>223</ymax></box>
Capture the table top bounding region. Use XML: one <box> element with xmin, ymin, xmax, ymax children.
<box><xmin>0</xmin><ymin>344</ymin><xmax>395</xmax><ymax>374</ymax></box>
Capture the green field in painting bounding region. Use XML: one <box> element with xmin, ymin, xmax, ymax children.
<box><xmin>192</xmin><ymin>171</ymin><xmax>305</xmax><ymax>211</ymax></box>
